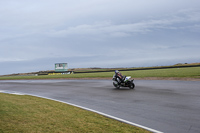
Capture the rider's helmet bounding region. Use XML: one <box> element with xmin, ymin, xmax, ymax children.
<box><xmin>115</xmin><ymin>70</ymin><xmax>119</xmax><ymax>74</ymax></box>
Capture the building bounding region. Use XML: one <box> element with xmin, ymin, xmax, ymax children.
<box><xmin>55</xmin><ymin>63</ymin><xmax>68</xmax><ymax>72</ymax></box>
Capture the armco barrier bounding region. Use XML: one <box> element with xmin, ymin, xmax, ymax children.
<box><xmin>73</xmin><ymin>65</ymin><xmax>200</xmax><ymax>74</ymax></box>
<box><xmin>43</xmin><ymin>65</ymin><xmax>200</xmax><ymax>75</ymax></box>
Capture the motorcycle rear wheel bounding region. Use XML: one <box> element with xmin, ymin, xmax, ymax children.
<box><xmin>113</xmin><ymin>82</ymin><xmax>120</xmax><ymax>89</ymax></box>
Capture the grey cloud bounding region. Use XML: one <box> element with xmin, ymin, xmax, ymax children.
<box><xmin>46</xmin><ymin>8</ymin><xmax>200</xmax><ymax>39</ymax></box>
<box><xmin>0</xmin><ymin>0</ymin><xmax>200</xmax><ymax>75</ymax></box>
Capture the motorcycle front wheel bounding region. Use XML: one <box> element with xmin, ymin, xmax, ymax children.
<box><xmin>129</xmin><ymin>82</ymin><xmax>135</xmax><ymax>89</ymax></box>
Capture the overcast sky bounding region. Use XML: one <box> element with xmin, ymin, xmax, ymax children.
<box><xmin>0</xmin><ymin>0</ymin><xmax>200</xmax><ymax>75</ymax></box>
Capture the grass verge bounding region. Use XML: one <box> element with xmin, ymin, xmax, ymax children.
<box><xmin>0</xmin><ymin>93</ymin><xmax>151</xmax><ymax>133</ymax></box>
<box><xmin>0</xmin><ymin>67</ymin><xmax>200</xmax><ymax>80</ymax></box>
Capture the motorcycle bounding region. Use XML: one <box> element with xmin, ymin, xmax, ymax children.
<box><xmin>112</xmin><ymin>75</ymin><xmax>135</xmax><ymax>89</ymax></box>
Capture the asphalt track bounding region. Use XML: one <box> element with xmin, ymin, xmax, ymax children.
<box><xmin>0</xmin><ymin>79</ymin><xmax>200</xmax><ymax>133</ymax></box>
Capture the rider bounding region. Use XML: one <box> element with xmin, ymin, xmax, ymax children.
<box><xmin>114</xmin><ymin>70</ymin><xmax>125</xmax><ymax>84</ymax></box>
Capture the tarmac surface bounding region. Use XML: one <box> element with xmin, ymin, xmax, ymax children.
<box><xmin>0</xmin><ymin>79</ymin><xmax>200</xmax><ymax>133</ymax></box>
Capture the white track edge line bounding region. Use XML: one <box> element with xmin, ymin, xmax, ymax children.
<box><xmin>0</xmin><ymin>91</ymin><xmax>163</xmax><ymax>133</ymax></box>
<box><xmin>27</xmin><ymin>94</ymin><xmax>163</xmax><ymax>133</ymax></box>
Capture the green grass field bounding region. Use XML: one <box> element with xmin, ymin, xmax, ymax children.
<box><xmin>0</xmin><ymin>66</ymin><xmax>199</xmax><ymax>132</ymax></box>
<box><xmin>0</xmin><ymin>67</ymin><xmax>200</xmax><ymax>80</ymax></box>
<box><xmin>0</xmin><ymin>93</ymin><xmax>151</xmax><ymax>133</ymax></box>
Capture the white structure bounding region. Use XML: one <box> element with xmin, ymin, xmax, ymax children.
<box><xmin>55</xmin><ymin>63</ymin><xmax>68</xmax><ymax>72</ymax></box>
